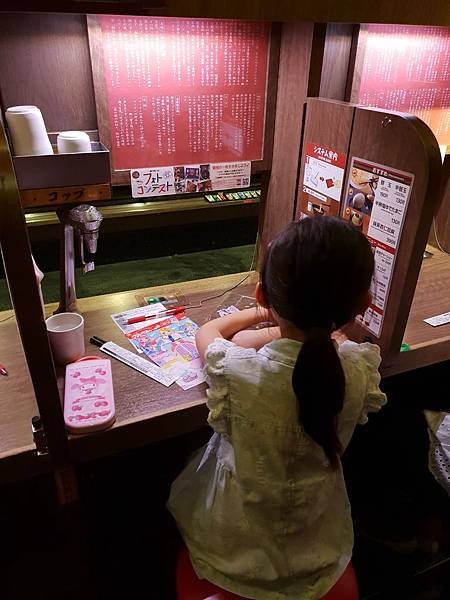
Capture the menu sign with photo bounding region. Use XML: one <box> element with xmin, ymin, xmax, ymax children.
<box><xmin>342</xmin><ymin>158</ymin><xmax>414</xmax><ymax>337</ymax></box>
<box><xmin>130</xmin><ymin>161</ymin><xmax>251</xmax><ymax>198</ymax></box>
<box><xmin>94</xmin><ymin>16</ymin><xmax>270</xmax><ymax>177</ymax></box>
<box><xmin>298</xmin><ymin>142</ymin><xmax>346</xmax><ymax>219</ymax></box>
<box><xmin>358</xmin><ymin>25</ymin><xmax>450</xmax><ymax>146</ymax></box>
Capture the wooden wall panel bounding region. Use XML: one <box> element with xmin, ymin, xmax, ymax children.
<box><xmin>430</xmin><ymin>155</ymin><xmax>450</xmax><ymax>253</ymax></box>
<box><xmin>320</xmin><ymin>24</ymin><xmax>354</xmax><ymax>101</ymax></box>
<box><xmin>258</xmin><ymin>22</ymin><xmax>315</xmax><ymax>257</ymax></box>
<box><xmin>0</xmin><ymin>0</ymin><xmax>450</xmax><ymax>26</ymax></box>
<box><xmin>0</xmin><ymin>13</ymin><xmax>97</xmax><ymax>133</ymax></box>
<box><xmin>295</xmin><ymin>98</ymin><xmax>355</xmax><ymax>220</ymax></box>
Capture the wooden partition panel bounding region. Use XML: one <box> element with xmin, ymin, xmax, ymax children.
<box><xmin>0</xmin><ymin>120</ymin><xmax>68</xmax><ymax>465</ymax></box>
<box><xmin>292</xmin><ymin>98</ymin><xmax>443</xmax><ymax>363</ymax></box>
<box><xmin>258</xmin><ymin>22</ymin><xmax>315</xmax><ymax>257</ymax></box>
<box><xmin>430</xmin><ymin>155</ymin><xmax>450</xmax><ymax>253</ymax></box>
<box><xmin>343</xmin><ymin>108</ymin><xmax>442</xmax><ymax>362</ymax></box>
<box><xmin>0</xmin><ymin>13</ymin><xmax>97</xmax><ymax>132</ymax></box>
<box><xmin>295</xmin><ymin>97</ymin><xmax>355</xmax><ymax>221</ymax></box>
<box><xmin>319</xmin><ymin>24</ymin><xmax>355</xmax><ymax>101</ymax></box>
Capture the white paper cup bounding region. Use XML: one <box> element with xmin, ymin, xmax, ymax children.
<box><xmin>46</xmin><ymin>313</ymin><xmax>85</xmax><ymax>366</ymax></box>
<box><xmin>5</xmin><ymin>105</ymin><xmax>54</xmax><ymax>156</ymax></box>
<box><xmin>57</xmin><ymin>131</ymin><xmax>92</xmax><ymax>154</ymax></box>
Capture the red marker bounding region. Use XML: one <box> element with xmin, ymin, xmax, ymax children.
<box><xmin>0</xmin><ymin>364</ymin><xmax>8</xmax><ymax>376</ymax></box>
<box><xmin>127</xmin><ymin>307</ymin><xmax>186</xmax><ymax>325</ymax></box>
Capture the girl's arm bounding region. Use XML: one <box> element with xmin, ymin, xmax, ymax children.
<box><xmin>196</xmin><ymin>307</ymin><xmax>274</xmax><ymax>358</ymax></box>
<box><xmin>230</xmin><ymin>326</ymin><xmax>280</xmax><ymax>350</ymax></box>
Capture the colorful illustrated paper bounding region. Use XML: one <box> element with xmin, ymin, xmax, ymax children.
<box><xmin>127</xmin><ymin>316</ymin><xmax>199</xmax><ymax>368</ymax></box>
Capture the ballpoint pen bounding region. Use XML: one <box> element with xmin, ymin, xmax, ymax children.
<box><xmin>127</xmin><ymin>306</ymin><xmax>186</xmax><ymax>325</ymax></box>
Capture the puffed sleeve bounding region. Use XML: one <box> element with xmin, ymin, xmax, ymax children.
<box><xmin>339</xmin><ymin>341</ymin><xmax>387</xmax><ymax>425</ymax></box>
<box><xmin>204</xmin><ymin>338</ymin><xmax>236</xmax><ymax>434</ymax></box>
<box><xmin>355</xmin><ymin>342</ymin><xmax>387</xmax><ymax>424</ymax></box>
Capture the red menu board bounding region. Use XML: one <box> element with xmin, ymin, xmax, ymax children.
<box><xmin>97</xmin><ymin>16</ymin><xmax>270</xmax><ymax>172</ymax></box>
<box><xmin>358</xmin><ymin>25</ymin><xmax>450</xmax><ymax>146</ymax></box>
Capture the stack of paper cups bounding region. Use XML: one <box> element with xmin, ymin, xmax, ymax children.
<box><xmin>57</xmin><ymin>131</ymin><xmax>92</xmax><ymax>154</ymax></box>
<box><xmin>5</xmin><ymin>105</ymin><xmax>54</xmax><ymax>156</ymax></box>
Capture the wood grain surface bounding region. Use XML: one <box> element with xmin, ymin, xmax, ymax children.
<box><xmin>259</xmin><ymin>22</ymin><xmax>314</xmax><ymax>255</ymax></box>
<box><xmin>1</xmin><ymin>261</ymin><xmax>450</xmax><ymax>471</ymax></box>
<box><xmin>403</xmin><ymin>247</ymin><xmax>450</xmax><ymax>347</ymax></box>
<box><xmin>295</xmin><ymin>98</ymin><xmax>355</xmax><ymax>219</ymax></box>
<box><xmin>320</xmin><ymin>24</ymin><xmax>354</xmax><ymax>102</ymax></box>
<box><xmin>60</xmin><ymin>273</ymin><xmax>258</xmax><ymax>461</ymax></box>
<box><xmin>0</xmin><ymin>13</ymin><xmax>97</xmax><ymax>132</ymax></box>
<box><xmin>1</xmin><ymin>1</ymin><xmax>449</xmax><ymax>26</ymax></box>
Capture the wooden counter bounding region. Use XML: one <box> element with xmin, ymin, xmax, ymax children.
<box><xmin>0</xmin><ymin>311</ymin><xmax>39</xmax><ymax>468</ymax></box>
<box><xmin>64</xmin><ymin>272</ymin><xmax>257</xmax><ymax>462</ymax></box>
<box><xmin>1</xmin><ymin>261</ymin><xmax>449</xmax><ymax>481</ymax></box>
<box><xmin>383</xmin><ymin>247</ymin><xmax>450</xmax><ymax>377</ymax></box>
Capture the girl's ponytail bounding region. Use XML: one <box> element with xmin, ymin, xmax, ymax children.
<box><xmin>292</xmin><ymin>328</ymin><xmax>345</xmax><ymax>468</ymax></box>
<box><xmin>261</xmin><ymin>217</ymin><xmax>375</xmax><ymax>468</ymax></box>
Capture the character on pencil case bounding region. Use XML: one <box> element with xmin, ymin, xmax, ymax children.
<box><xmin>71</xmin><ymin>375</ymin><xmax>106</xmax><ymax>396</ymax></box>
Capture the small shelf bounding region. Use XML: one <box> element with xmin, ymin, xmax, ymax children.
<box><xmin>25</xmin><ymin>194</ymin><xmax>260</xmax><ymax>228</ymax></box>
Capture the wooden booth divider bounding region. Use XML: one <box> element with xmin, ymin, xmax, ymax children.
<box><xmin>295</xmin><ymin>97</ymin><xmax>443</xmax><ymax>369</ymax></box>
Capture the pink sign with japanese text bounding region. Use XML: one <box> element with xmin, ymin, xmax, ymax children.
<box><xmin>98</xmin><ymin>16</ymin><xmax>270</xmax><ymax>172</ymax></box>
<box><xmin>358</xmin><ymin>25</ymin><xmax>450</xmax><ymax>146</ymax></box>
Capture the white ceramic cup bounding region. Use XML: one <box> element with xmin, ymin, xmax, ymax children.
<box><xmin>46</xmin><ymin>313</ymin><xmax>85</xmax><ymax>366</ymax></box>
<box><xmin>5</xmin><ymin>105</ymin><xmax>54</xmax><ymax>156</ymax></box>
<box><xmin>57</xmin><ymin>131</ymin><xmax>92</xmax><ymax>154</ymax></box>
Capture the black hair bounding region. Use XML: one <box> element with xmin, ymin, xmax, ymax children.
<box><xmin>261</xmin><ymin>217</ymin><xmax>374</xmax><ymax>467</ymax></box>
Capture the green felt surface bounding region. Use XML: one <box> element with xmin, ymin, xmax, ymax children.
<box><xmin>0</xmin><ymin>245</ymin><xmax>255</xmax><ymax>311</ymax></box>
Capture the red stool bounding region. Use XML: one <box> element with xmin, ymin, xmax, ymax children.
<box><xmin>176</xmin><ymin>546</ymin><xmax>358</xmax><ymax>600</ymax></box>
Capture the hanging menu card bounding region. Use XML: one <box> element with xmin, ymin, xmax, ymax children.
<box><xmin>342</xmin><ymin>157</ymin><xmax>414</xmax><ymax>337</ymax></box>
<box><xmin>91</xmin><ymin>16</ymin><xmax>270</xmax><ymax>181</ymax></box>
<box><xmin>358</xmin><ymin>25</ymin><xmax>450</xmax><ymax>146</ymax></box>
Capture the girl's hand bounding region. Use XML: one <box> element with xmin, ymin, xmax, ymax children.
<box><xmin>331</xmin><ymin>329</ymin><xmax>348</xmax><ymax>346</ymax></box>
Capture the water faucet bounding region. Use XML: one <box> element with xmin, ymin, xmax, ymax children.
<box><xmin>55</xmin><ymin>204</ymin><xmax>103</xmax><ymax>314</ymax></box>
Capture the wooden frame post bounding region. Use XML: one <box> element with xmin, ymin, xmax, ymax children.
<box><xmin>0</xmin><ymin>120</ymin><xmax>69</xmax><ymax>465</ymax></box>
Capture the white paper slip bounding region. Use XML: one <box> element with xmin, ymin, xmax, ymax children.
<box><xmin>424</xmin><ymin>312</ymin><xmax>450</xmax><ymax>327</ymax></box>
<box><xmin>218</xmin><ymin>305</ymin><xmax>240</xmax><ymax>317</ymax></box>
<box><xmin>172</xmin><ymin>358</ymin><xmax>206</xmax><ymax>390</ymax></box>
<box><xmin>100</xmin><ymin>341</ymin><xmax>178</xmax><ymax>387</ymax></box>
<box><xmin>111</xmin><ymin>303</ymin><xmax>166</xmax><ymax>335</ymax></box>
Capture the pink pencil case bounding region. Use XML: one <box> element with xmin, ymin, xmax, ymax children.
<box><xmin>64</xmin><ymin>357</ymin><xmax>115</xmax><ymax>434</ymax></box>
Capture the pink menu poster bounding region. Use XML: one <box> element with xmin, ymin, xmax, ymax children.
<box><xmin>358</xmin><ymin>25</ymin><xmax>450</xmax><ymax>146</ymax></box>
<box><xmin>98</xmin><ymin>16</ymin><xmax>270</xmax><ymax>173</ymax></box>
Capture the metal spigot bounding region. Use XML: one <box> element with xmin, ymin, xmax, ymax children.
<box><xmin>67</xmin><ymin>205</ymin><xmax>103</xmax><ymax>274</ymax></box>
<box><xmin>55</xmin><ymin>204</ymin><xmax>103</xmax><ymax>314</ymax></box>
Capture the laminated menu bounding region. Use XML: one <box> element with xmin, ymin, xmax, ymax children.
<box><xmin>343</xmin><ymin>157</ymin><xmax>414</xmax><ymax>337</ymax></box>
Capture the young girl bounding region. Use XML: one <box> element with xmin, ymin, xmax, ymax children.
<box><xmin>168</xmin><ymin>216</ymin><xmax>387</xmax><ymax>599</ymax></box>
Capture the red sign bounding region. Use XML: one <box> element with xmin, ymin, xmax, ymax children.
<box><xmin>98</xmin><ymin>16</ymin><xmax>270</xmax><ymax>171</ymax></box>
<box><xmin>358</xmin><ymin>25</ymin><xmax>450</xmax><ymax>146</ymax></box>
<box><xmin>297</xmin><ymin>142</ymin><xmax>346</xmax><ymax>220</ymax></box>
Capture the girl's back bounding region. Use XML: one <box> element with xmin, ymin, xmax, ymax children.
<box><xmin>169</xmin><ymin>335</ymin><xmax>385</xmax><ymax>599</ymax></box>
<box><xmin>168</xmin><ymin>217</ymin><xmax>386</xmax><ymax>599</ymax></box>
